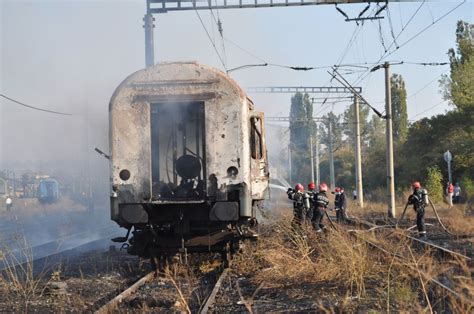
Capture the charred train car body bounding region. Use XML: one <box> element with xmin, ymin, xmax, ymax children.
<box><xmin>109</xmin><ymin>62</ymin><xmax>269</xmax><ymax>258</ymax></box>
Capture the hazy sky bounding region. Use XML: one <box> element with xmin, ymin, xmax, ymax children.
<box><xmin>0</xmin><ymin>0</ymin><xmax>472</xmax><ymax>167</ymax></box>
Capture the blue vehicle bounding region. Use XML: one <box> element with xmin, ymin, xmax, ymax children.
<box><xmin>37</xmin><ymin>178</ymin><xmax>59</xmax><ymax>203</ymax></box>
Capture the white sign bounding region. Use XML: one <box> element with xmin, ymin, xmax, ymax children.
<box><xmin>444</xmin><ymin>150</ymin><xmax>452</xmax><ymax>163</ymax></box>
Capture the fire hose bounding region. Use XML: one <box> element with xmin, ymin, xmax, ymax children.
<box><xmin>397</xmin><ymin>200</ymin><xmax>454</xmax><ymax>236</ymax></box>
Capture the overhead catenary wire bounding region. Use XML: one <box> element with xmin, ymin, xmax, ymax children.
<box><xmin>194</xmin><ymin>8</ymin><xmax>227</xmax><ymax>71</ymax></box>
<box><xmin>410</xmin><ymin>99</ymin><xmax>448</xmax><ymax>120</ymax></box>
<box><xmin>350</xmin><ymin>0</ymin><xmax>428</xmax><ymax>86</ymax></box>
<box><xmin>352</xmin><ymin>0</ymin><xmax>464</xmax><ymax>88</ymax></box>
<box><xmin>0</xmin><ymin>94</ymin><xmax>75</xmax><ymax>116</ymax></box>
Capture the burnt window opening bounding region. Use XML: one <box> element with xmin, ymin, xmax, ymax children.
<box><xmin>150</xmin><ymin>101</ymin><xmax>206</xmax><ymax>201</ymax></box>
<box><xmin>251</xmin><ymin>117</ymin><xmax>263</xmax><ymax>160</ymax></box>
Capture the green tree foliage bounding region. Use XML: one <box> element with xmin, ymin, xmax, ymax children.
<box><xmin>367</xmin><ymin>114</ymin><xmax>385</xmax><ymax>149</ymax></box>
<box><xmin>289</xmin><ymin>92</ymin><xmax>315</xmax><ymax>184</ymax></box>
<box><xmin>319</xmin><ymin>112</ymin><xmax>343</xmax><ymax>150</ymax></box>
<box><xmin>391</xmin><ymin>74</ymin><xmax>408</xmax><ymax>142</ymax></box>
<box><xmin>425</xmin><ymin>166</ymin><xmax>443</xmax><ymax>203</ymax></box>
<box><xmin>342</xmin><ymin>100</ymin><xmax>371</xmax><ymax>148</ymax></box>
<box><xmin>395</xmin><ymin>21</ymin><xmax>474</xmax><ymax>195</ymax></box>
<box><xmin>442</xmin><ymin>21</ymin><xmax>474</xmax><ymax>113</ymax></box>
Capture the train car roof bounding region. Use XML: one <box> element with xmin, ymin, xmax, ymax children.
<box><xmin>39</xmin><ymin>178</ymin><xmax>59</xmax><ymax>184</ymax></box>
<box><xmin>109</xmin><ymin>61</ymin><xmax>253</xmax><ymax>109</ymax></box>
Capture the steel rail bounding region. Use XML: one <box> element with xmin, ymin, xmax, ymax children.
<box><xmin>347</xmin><ymin>216</ymin><xmax>471</xmax><ymax>261</ymax></box>
<box><xmin>399</xmin><ymin>233</ymin><xmax>471</xmax><ymax>261</ymax></box>
<box><xmin>200</xmin><ymin>268</ymin><xmax>230</xmax><ymax>314</ymax></box>
<box><xmin>95</xmin><ymin>271</ymin><xmax>157</xmax><ymax>314</ymax></box>
<box><xmin>346</xmin><ymin>218</ymin><xmax>474</xmax><ymax>306</ymax></box>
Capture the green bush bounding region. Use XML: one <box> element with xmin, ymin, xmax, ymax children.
<box><xmin>460</xmin><ymin>177</ymin><xmax>474</xmax><ymax>204</ymax></box>
<box><xmin>425</xmin><ymin>166</ymin><xmax>443</xmax><ymax>203</ymax></box>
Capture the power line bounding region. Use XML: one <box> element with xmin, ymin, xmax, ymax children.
<box><xmin>410</xmin><ymin>99</ymin><xmax>448</xmax><ymax>120</ymax></box>
<box><xmin>352</xmin><ymin>0</ymin><xmax>464</xmax><ymax>87</ymax></box>
<box><xmin>350</xmin><ymin>1</ymin><xmax>427</xmax><ymax>86</ymax></box>
<box><xmin>387</xmin><ymin>1</ymin><xmax>466</xmax><ymax>55</ymax></box>
<box><xmin>209</xmin><ymin>0</ymin><xmax>228</xmax><ymax>70</ymax></box>
<box><xmin>194</xmin><ymin>9</ymin><xmax>227</xmax><ymax>71</ymax></box>
<box><xmin>0</xmin><ymin>94</ymin><xmax>75</xmax><ymax>116</ymax></box>
<box><xmin>408</xmin><ymin>70</ymin><xmax>448</xmax><ymax>99</ymax></box>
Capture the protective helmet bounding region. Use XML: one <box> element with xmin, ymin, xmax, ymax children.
<box><xmin>319</xmin><ymin>183</ymin><xmax>328</xmax><ymax>192</ymax></box>
<box><xmin>335</xmin><ymin>187</ymin><xmax>341</xmax><ymax>193</ymax></box>
<box><xmin>308</xmin><ymin>182</ymin><xmax>316</xmax><ymax>190</ymax></box>
<box><xmin>412</xmin><ymin>181</ymin><xmax>421</xmax><ymax>189</ymax></box>
<box><xmin>295</xmin><ymin>183</ymin><xmax>304</xmax><ymax>192</ymax></box>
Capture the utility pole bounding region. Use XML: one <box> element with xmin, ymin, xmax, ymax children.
<box><xmin>384</xmin><ymin>62</ymin><xmax>396</xmax><ymax>218</ymax></box>
<box><xmin>309</xmin><ymin>135</ymin><xmax>315</xmax><ymax>183</ymax></box>
<box><xmin>144</xmin><ymin>0</ymin><xmax>155</xmax><ymax>67</ymax></box>
<box><xmin>328</xmin><ymin>117</ymin><xmax>335</xmax><ymax>190</ymax></box>
<box><xmin>315</xmin><ymin>129</ymin><xmax>320</xmax><ymax>187</ymax></box>
<box><xmin>354</xmin><ymin>96</ymin><xmax>364</xmax><ymax>208</ymax></box>
<box><xmin>288</xmin><ymin>145</ymin><xmax>292</xmax><ymax>185</ymax></box>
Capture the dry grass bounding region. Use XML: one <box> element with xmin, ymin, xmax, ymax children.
<box><xmin>0</xmin><ymin>237</ymin><xmax>50</xmax><ymax>308</ymax></box>
<box><xmin>232</xmin><ymin>213</ymin><xmax>474</xmax><ymax>312</ymax></box>
<box><xmin>432</xmin><ymin>203</ymin><xmax>474</xmax><ymax>234</ymax></box>
<box><xmin>249</xmin><ymin>215</ymin><xmax>376</xmax><ymax>299</ymax></box>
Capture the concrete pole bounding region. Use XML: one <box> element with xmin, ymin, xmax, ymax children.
<box><xmin>354</xmin><ymin>96</ymin><xmax>364</xmax><ymax>208</ymax></box>
<box><xmin>288</xmin><ymin>145</ymin><xmax>292</xmax><ymax>185</ymax></box>
<box><xmin>315</xmin><ymin>129</ymin><xmax>320</xmax><ymax>187</ymax></box>
<box><xmin>310</xmin><ymin>135</ymin><xmax>315</xmax><ymax>183</ymax></box>
<box><xmin>384</xmin><ymin>62</ymin><xmax>396</xmax><ymax>218</ymax></box>
<box><xmin>328</xmin><ymin>118</ymin><xmax>335</xmax><ymax>190</ymax></box>
<box><xmin>143</xmin><ymin>2</ymin><xmax>155</xmax><ymax>68</ymax></box>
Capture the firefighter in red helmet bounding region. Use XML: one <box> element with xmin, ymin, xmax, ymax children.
<box><xmin>306</xmin><ymin>182</ymin><xmax>316</xmax><ymax>221</ymax></box>
<box><xmin>408</xmin><ymin>181</ymin><xmax>429</xmax><ymax>239</ymax></box>
<box><xmin>287</xmin><ymin>183</ymin><xmax>310</xmax><ymax>231</ymax></box>
<box><xmin>311</xmin><ymin>183</ymin><xmax>330</xmax><ymax>232</ymax></box>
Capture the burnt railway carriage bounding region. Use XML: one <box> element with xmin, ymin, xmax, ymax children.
<box><xmin>109</xmin><ymin>62</ymin><xmax>269</xmax><ymax>258</ymax></box>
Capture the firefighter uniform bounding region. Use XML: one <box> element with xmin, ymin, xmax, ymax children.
<box><xmin>306</xmin><ymin>182</ymin><xmax>316</xmax><ymax>221</ymax></box>
<box><xmin>312</xmin><ymin>183</ymin><xmax>330</xmax><ymax>232</ymax></box>
<box><xmin>287</xmin><ymin>184</ymin><xmax>310</xmax><ymax>230</ymax></box>
<box><xmin>408</xmin><ymin>182</ymin><xmax>429</xmax><ymax>238</ymax></box>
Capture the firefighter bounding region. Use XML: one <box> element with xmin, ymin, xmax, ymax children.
<box><xmin>312</xmin><ymin>183</ymin><xmax>330</xmax><ymax>233</ymax></box>
<box><xmin>306</xmin><ymin>182</ymin><xmax>316</xmax><ymax>221</ymax></box>
<box><xmin>407</xmin><ymin>181</ymin><xmax>429</xmax><ymax>239</ymax></box>
<box><xmin>287</xmin><ymin>183</ymin><xmax>310</xmax><ymax>231</ymax></box>
<box><xmin>334</xmin><ymin>187</ymin><xmax>347</xmax><ymax>223</ymax></box>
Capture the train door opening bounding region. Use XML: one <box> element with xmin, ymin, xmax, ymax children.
<box><xmin>150</xmin><ymin>102</ymin><xmax>206</xmax><ymax>200</ymax></box>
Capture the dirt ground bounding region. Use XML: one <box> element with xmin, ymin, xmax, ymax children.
<box><xmin>0</xmin><ymin>248</ymin><xmax>147</xmax><ymax>312</ymax></box>
<box><xmin>0</xmin><ymin>202</ymin><xmax>471</xmax><ymax>313</ymax></box>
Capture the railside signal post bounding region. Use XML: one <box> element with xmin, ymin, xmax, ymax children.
<box><xmin>444</xmin><ymin>150</ymin><xmax>453</xmax><ymax>183</ymax></box>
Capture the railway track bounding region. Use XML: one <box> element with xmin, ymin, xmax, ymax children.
<box><xmin>94</xmin><ymin>258</ymin><xmax>228</xmax><ymax>313</ymax></box>
<box><xmin>343</xmin><ymin>216</ymin><xmax>474</xmax><ymax>308</ymax></box>
<box><xmin>345</xmin><ymin>216</ymin><xmax>472</xmax><ymax>261</ymax></box>
<box><xmin>93</xmin><ymin>215</ymin><xmax>472</xmax><ymax>313</ymax></box>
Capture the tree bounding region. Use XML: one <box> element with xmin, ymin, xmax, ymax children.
<box><xmin>342</xmin><ymin>100</ymin><xmax>371</xmax><ymax>148</ymax></box>
<box><xmin>391</xmin><ymin>73</ymin><xmax>408</xmax><ymax>142</ymax></box>
<box><xmin>442</xmin><ymin>21</ymin><xmax>474</xmax><ymax>113</ymax></box>
<box><xmin>425</xmin><ymin>166</ymin><xmax>444</xmax><ymax>203</ymax></box>
<box><xmin>367</xmin><ymin>114</ymin><xmax>385</xmax><ymax>149</ymax></box>
<box><xmin>289</xmin><ymin>92</ymin><xmax>315</xmax><ymax>184</ymax></box>
<box><xmin>318</xmin><ymin>112</ymin><xmax>343</xmax><ymax>151</ymax></box>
